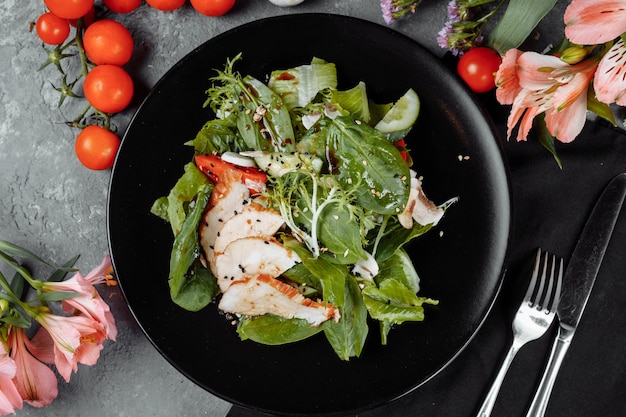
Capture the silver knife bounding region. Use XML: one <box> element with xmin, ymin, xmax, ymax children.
<box><xmin>525</xmin><ymin>172</ymin><xmax>626</xmax><ymax>417</ymax></box>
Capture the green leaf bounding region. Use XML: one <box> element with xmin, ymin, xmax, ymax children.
<box><xmin>534</xmin><ymin>114</ymin><xmax>563</xmax><ymax>169</ymax></box>
<box><xmin>377</xmin><ymin>248</ymin><xmax>421</xmax><ymax>294</ymax></box>
<box><xmin>0</xmin><ymin>315</ymin><xmax>32</xmax><ymax>329</ymax></box>
<box><xmin>187</xmin><ymin>119</ymin><xmax>244</xmax><ymax>155</ymax></box>
<box><xmin>587</xmin><ymin>85</ymin><xmax>617</xmax><ymax>127</ymax></box>
<box><xmin>327</xmin><ymin>116</ymin><xmax>410</xmax><ymax>214</ymax></box>
<box><xmin>331</xmin><ymin>81</ymin><xmax>371</xmax><ymax>124</ymax></box>
<box><xmin>487</xmin><ymin>0</ymin><xmax>557</xmax><ymax>54</ymax></box>
<box><xmin>237</xmin><ymin>315</ymin><xmax>323</xmax><ymax>345</ymax></box>
<box><xmin>47</xmin><ymin>255</ymin><xmax>80</xmax><ymax>283</ymax></box>
<box><xmin>316</xmin><ymin>201</ymin><xmax>366</xmax><ymax>264</ymax></box>
<box><xmin>38</xmin><ymin>290</ymin><xmax>81</xmax><ymax>302</ymax></box>
<box><xmin>158</xmin><ymin>162</ymin><xmax>212</xmax><ymax>235</ymax></box>
<box><xmin>372</xmin><ymin>217</ymin><xmax>432</xmax><ymax>263</ymax></box>
<box><xmin>268</xmin><ymin>57</ymin><xmax>338</xmax><ymax>110</ymax></box>
<box><xmin>285</xmin><ymin>239</ymin><xmax>346</xmax><ymax>306</ymax></box>
<box><xmin>168</xmin><ymin>186</ymin><xmax>219</xmax><ymax>311</ymax></box>
<box><xmin>0</xmin><ymin>240</ymin><xmax>76</xmax><ymax>271</ymax></box>
<box><xmin>322</xmin><ymin>275</ymin><xmax>368</xmax><ymax>360</ymax></box>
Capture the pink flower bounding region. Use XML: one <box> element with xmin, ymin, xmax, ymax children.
<box><xmin>594</xmin><ymin>38</ymin><xmax>626</xmax><ymax>105</ymax></box>
<box><xmin>495</xmin><ymin>48</ymin><xmax>524</xmax><ymax>104</ymax></box>
<box><xmin>0</xmin><ymin>340</ymin><xmax>22</xmax><ymax>414</ymax></box>
<box><xmin>42</xmin><ymin>255</ymin><xmax>117</xmax><ymax>342</ymax></box>
<box><xmin>32</xmin><ymin>308</ymin><xmax>106</xmax><ymax>383</ymax></box>
<box><xmin>495</xmin><ymin>50</ymin><xmax>598</xmax><ymax>143</ymax></box>
<box><xmin>564</xmin><ymin>0</ymin><xmax>626</xmax><ymax>45</ymax></box>
<box><xmin>7</xmin><ymin>327</ymin><xmax>58</xmax><ymax>409</ymax></box>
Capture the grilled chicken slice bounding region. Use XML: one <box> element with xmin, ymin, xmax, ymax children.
<box><xmin>214</xmin><ymin>236</ymin><xmax>301</xmax><ymax>292</ymax></box>
<box><xmin>398</xmin><ymin>172</ymin><xmax>444</xmax><ymax>229</ymax></box>
<box><xmin>199</xmin><ymin>169</ymin><xmax>251</xmax><ymax>272</ymax></box>
<box><xmin>219</xmin><ymin>274</ymin><xmax>340</xmax><ymax>326</ymax></box>
<box><xmin>212</xmin><ymin>203</ymin><xmax>285</xmax><ymax>254</ymax></box>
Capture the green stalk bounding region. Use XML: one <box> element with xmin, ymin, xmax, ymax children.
<box><xmin>487</xmin><ymin>0</ymin><xmax>557</xmax><ymax>54</ymax></box>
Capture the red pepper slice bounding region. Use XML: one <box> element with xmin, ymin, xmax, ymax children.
<box><xmin>195</xmin><ymin>154</ymin><xmax>267</xmax><ymax>194</ymax></box>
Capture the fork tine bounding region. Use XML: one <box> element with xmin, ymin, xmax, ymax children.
<box><xmin>524</xmin><ymin>249</ymin><xmax>542</xmax><ymax>302</ymax></box>
<box><xmin>533</xmin><ymin>252</ymin><xmax>548</xmax><ymax>308</ymax></box>
<box><xmin>540</xmin><ymin>255</ymin><xmax>556</xmax><ymax>311</ymax></box>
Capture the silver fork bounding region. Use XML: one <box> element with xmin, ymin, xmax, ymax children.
<box><xmin>476</xmin><ymin>249</ymin><xmax>563</xmax><ymax>417</ymax></box>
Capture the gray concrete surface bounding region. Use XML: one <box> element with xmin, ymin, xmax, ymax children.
<box><xmin>0</xmin><ymin>1</ymin><xmax>449</xmax><ymax>416</ymax></box>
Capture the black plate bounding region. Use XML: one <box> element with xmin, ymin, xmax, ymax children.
<box><xmin>107</xmin><ymin>13</ymin><xmax>510</xmax><ymax>416</ymax></box>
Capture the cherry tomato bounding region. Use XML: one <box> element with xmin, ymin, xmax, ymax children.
<box><xmin>84</xmin><ymin>19</ymin><xmax>134</xmax><ymax>66</ymax></box>
<box><xmin>103</xmin><ymin>0</ymin><xmax>142</xmax><ymax>13</ymax></box>
<box><xmin>44</xmin><ymin>0</ymin><xmax>94</xmax><ymax>20</ymax></box>
<box><xmin>457</xmin><ymin>47</ymin><xmax>502</xmax><ymax>93</ymax></box>
<box><xmin>83</xmin><ymin>65</ymin><xmax>134</xmax><ymax>113</ymax></box>
<box><xmin>75</xmin><ymin>125</ymin><xmax>121</xmax><ymax>170</ymax></box>
<box><xmin>67</xmin><ymin>4</ymin><xmax>96</xmax><ymax>27</ymax></box>
<box><xmin>36</xmin><ymin>12</ymin><xmax>71</xmax><ymax>45</ymax></box>
<box><xmin>190</xmin><ymin>0</ymin><xmax>236</xmax><ymax>16</ymax></box>
<box><xmin>145</xmin><ymin>0</ymin><xmax>186</xmax><ymax>11</ymax></box>
<box><xmin>195</xmin><ymin>154</ymin><xmax>267</xmax><ymax>194</ymax></box>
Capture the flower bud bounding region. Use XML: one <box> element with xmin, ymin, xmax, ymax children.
<box><xmin>560</xmin><ymin>46</ymin><xmax>588</xmax><ymax>65</ymax></box>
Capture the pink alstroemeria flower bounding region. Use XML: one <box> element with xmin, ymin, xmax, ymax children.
<box><xmin>495</xmin><ymin>49</ymin><xmax>598</xmax><ymax>143</ymax></box>
<box><xmin>7</xmin><ymin>327</ymin><xmax>58</xmax><ymax>409</ymax></box>
<box><xmin>0</xmin><ymin>339</ymin><xmax>22</xmax><ymax>415</ymax></box>
<box><xmin>32</xmin><ymin>308</ymin><xmax>106</xmax><ymax>383</ymax></box>
<box><xmin>41</xmin><ymin>255</ymin><xmax>118</xmax><ymax>342</ymax></box>
<box><xmin>564</xmin><ymin>0</ymin><xmax>626</xmax><ymax>45</ymax></box>
<box><xmin>594</xmin><ymin>38</ymin><xmax>626</xmax><ymax>105</ymax></box>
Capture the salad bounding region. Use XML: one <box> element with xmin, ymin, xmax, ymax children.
<box><xmin>150</xmin><ymin>54</ymin><xmax>454</xmax><ymax>360</ymax></box>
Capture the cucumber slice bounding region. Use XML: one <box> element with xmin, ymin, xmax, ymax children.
<box><xmin>242</xmin><ymin>151</ymin><xmax>323</xmax><ymax>177</ymax></box>
<box><xmin>374</xmin><ymin>88</ymin><xmax>420</xmax><ymax>138</ymax></box>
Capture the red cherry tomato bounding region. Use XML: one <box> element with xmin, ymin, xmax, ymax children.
<box><xmin>36</xmin><ymin>12</ymin><xmax>71</xmax><ymax>45</ymax></box>
<box><xmin>102</xmin><ymin>0</ymin><xmax>142</xmax><ymax>13</ymax></box>
<box><xmin>84</xmin><ymin>19</ymin><xmax>134</xmax><ymax>66</ymax></box>
<box><xmin>67</xmin><ymin>4</ymin><xmax>96</xmax><ymax>27</ymax></box>
<box><xmin>75</xmin><ymin>125</ymin><xmax>121</xmax><ymax>170</ymax></box>
<box><xmin>145</xmin><ymin>0</ymin><xmax>186</xmax><ymax>11</ymax></box>
<box><xmin>457</xmin><ymin>47</ymin><xmax>502</xmax><ymax>93</ymax></box>
<box><xmin>44</xmin><ymin>0</ymin><xmax>94</xmax><ymax>19</ymax></box>
<box><xmin>190</xmin><ymin>0</ymin><xmax>236</xmax><ymax>16</ymax></box>
<box><xmin>83</xmin><ymin>65</ymin><xmax>134</xmax><ymax>113</ymax></box>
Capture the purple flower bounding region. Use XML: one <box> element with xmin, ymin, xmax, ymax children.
<box><xmin>380</xmin><ymin>0</ymin><xmax>422</xmax><ymax>25</ymax></box>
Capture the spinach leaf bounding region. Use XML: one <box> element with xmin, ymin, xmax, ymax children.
<box><xmin>168</xmin><ymin>186</ymin><xmax>219</xmax><ymax>311</ymax></box>
<box><xmin>326</xmin><ymin>116</ymin><xmax>410</xmax><ymax>214</ymax></box>
<box><xmin>317</xmin><ymin>201</ymin><xmax>367</xmax><ymax>264</ymax></box>
<box><xmin>285</xmin><ymin>239</ymin><xmax>346</xmax><ymax>306</ymax></box>
<box><xmin>150</xmin><ymin>162</ymin><xmax>212</xmax><ymax>235</ymax></box>
<box><xmin>233</xmin><ymin>76</ymin><xmax>296</xmax><ymax>153</ymax></box>
<box><xmin>372</xmin><ymin>217</ymin><xmax>433</xmax><ymax>263</ymax></box>
<box><xmin>377</xmin><ymin>248</ymin><xmax>421</xmax><ymax>293</ymax></box>
<box><xmin>187</xmin><ymin>119</ymin><xmax>244</xmax><ymax>155</ymax></box>
<box><xmin>323</xmin><ymin>274</ymin><xmax>369</xmax><ymax>360</ymax></box>
<box><xmin>237</xmin><ymin>315</ymin><xmax>323</xmax><ymax>345</ymax></box>
<box><xmin>363</xmin><ymin>279</ymin><xmax>429</xmax><ymax>344</ymax></box>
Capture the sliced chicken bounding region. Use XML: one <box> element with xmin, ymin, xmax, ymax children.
<box><xmin>199</xmin><ymin>169</ymin><xmax>250</xmax><ymax>272</ymax></box>
<box><xmin>213</xmin><ymin>236</ymin><xmax>301</xmax><ymax>292</ymax></box>
<box><xmin>219</xmin><ymin>274</ymin><xmax>340</xmax><ymax>326</ymax></box>
<box><xmin>398</xmin><ymin>172</ymin><xmax>444</xmax><ymax>229</ymax></box>
<box><xmin>212</xmin><ymin>203</ymin><xmax>285</xmax><ymax>254</ymax></box>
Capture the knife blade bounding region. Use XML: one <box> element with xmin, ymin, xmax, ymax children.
<box><xmin>525</xmin><ymin>172</ymin><xmax>626</xmax><ymax>417</ymax></box>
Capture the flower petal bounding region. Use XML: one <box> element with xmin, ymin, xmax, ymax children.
<box><xmin>496</xmin><ymin>48</ymin><xmax>523</xmax><ymax>104</ymax></box>
<box><xmin>517</xmin><ymin>52</ymin><xmax>568</xmax><ymax>89</ymax></box>
<box><xmin>594</xmin><ymin>39</ymin><xmax>626</xmax><ymax>105</ymax></box>
<box><xmin>545</xmin><ymin>91</ymin><xmax>588</xmax><ymax>143</ymax></box>
<box><xmin>564</xmin><ymin>0</ymin><xmax>626</xmax><ymax>44</ymax></box>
